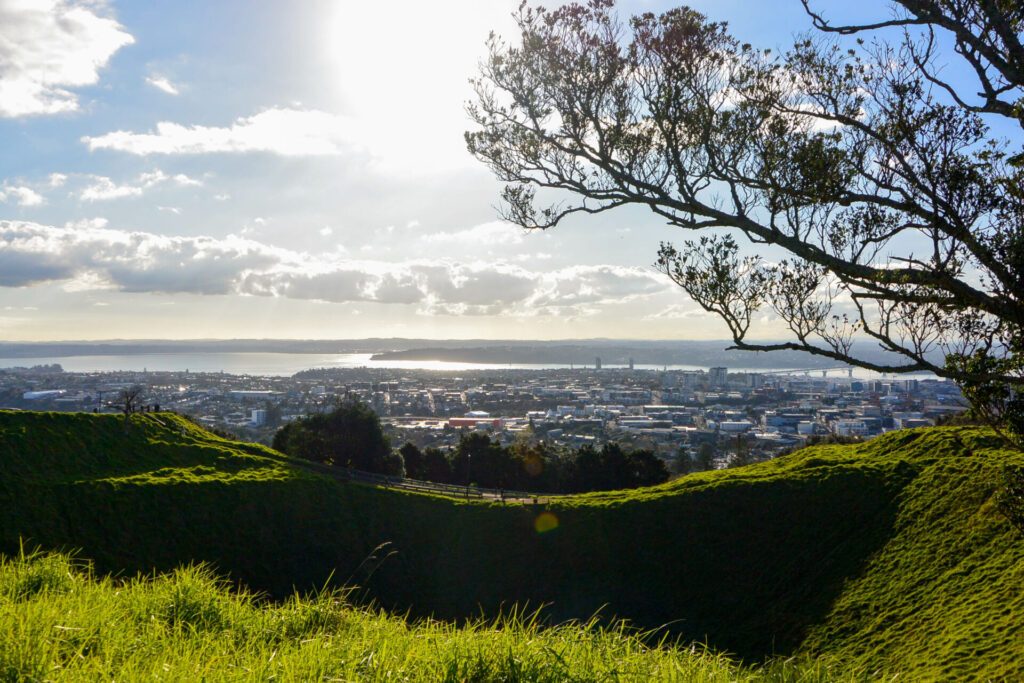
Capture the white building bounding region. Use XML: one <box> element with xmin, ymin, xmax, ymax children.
<box><xmin>835</xmin><ymin>420</ymin><xmax>869</xmax><ymax>437</ymax></box>
<box><xmin>718</xmin><ymin>420</ymin><xmax>753</xmax><ymax>433</ymax></box>
<box><xmin>22</xmin><ymin>390</ymin><xmax>65</xmax><ymax>400</ymax></box>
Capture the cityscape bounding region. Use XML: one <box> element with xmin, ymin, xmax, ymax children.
<box><xmin>0</xmin><ymin>358</ymin><xmax>965</xmax><ymax>473</ymax></box>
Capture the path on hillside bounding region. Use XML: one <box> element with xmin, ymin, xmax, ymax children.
<box><xmin>285</xmin><ymin>457</ymin><xmax>554</xmax><ymax>504</ymax></box>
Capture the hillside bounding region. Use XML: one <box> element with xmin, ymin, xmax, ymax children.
<box><xmin>2</xmin><ymin>548</ymin><xmax>866</xmax><ymax>681</ymax></box>
<box><xmin>1</xmin><ymin>411</ymin><xmax>1023</xmax><ymax>679</ymax></box>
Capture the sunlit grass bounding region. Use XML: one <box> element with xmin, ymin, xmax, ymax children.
<box><xmin>3</xmin><ymin>412</ymin><xmax>1022</xmax><ymax>679</ymax></box>
<box><xmin>0</xmin><ymin>549</ymin><xmax>886</xmax><ymax>682</ymax></box>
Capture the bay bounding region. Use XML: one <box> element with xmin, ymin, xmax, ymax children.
<box><xmin>0</xmin><ymin>351</ymin><xmax>930</xmax><ymax>379</ymax></box>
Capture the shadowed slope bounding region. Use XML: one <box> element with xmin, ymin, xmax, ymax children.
<box><xmin>1</xmin><ymin>411</ymin><xmax>1022</xmax><ymax>677</ymax></box>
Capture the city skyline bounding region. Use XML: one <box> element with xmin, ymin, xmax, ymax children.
<box><xmin>1</xmin><ymin>0</ymin><xmax>894</xmax><ymax>341</ymax></box>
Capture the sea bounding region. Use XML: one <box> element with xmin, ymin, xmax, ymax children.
<box><xmin>0</xmin><ymin>352</ymin><xmax>929</xmax><ymax>379</ymax></box>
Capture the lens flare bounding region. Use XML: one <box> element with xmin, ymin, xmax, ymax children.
<box><xmin>534</xmin><ymin>511</ymin><xmax>559</xmax><ymax>534</ymax></box>
<box><xmin>524</xmin><ymin>453</ymin><xmax>543</xmax><ymax>477</ymax></box>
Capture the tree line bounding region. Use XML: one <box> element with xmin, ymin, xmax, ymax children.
<box><xmin>272</xmin><ymin>399</ymin><xmax>669</xmax><ymax>494</ymax></box>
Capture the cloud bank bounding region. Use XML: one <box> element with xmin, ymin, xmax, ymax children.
<box><xmin>0</xmin><ymin>221</ymin><xmax>668</xmax><ymax>316</ymax></box>
<box><xmin>0</xmin><ymin>0</ymin><xmax>134</xmax><ymax>117</ymax></box>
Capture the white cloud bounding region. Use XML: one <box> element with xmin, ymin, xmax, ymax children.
<box><xmin>643</xmin><ymin>303</ymin><xmax>714</xmax><ymax>321</ymax></box>
<box><xmin>64</xmin><ymin>217</ymin><xmax>108</xmax><ymax>229</ymax></box>
<box><xmin>145</xmin><ymin>75</ymin><xmax>179</xmax><ymax>95</ymax></box>
<box><xmin>82</xmin><ymin>107</ymin><xmax>359</xmax><ymax>156</ymax></box>
<box><xmin>138</xmin><ymin>170</ymin><xmax>202</xmax><ymax>187</ymax></box>
<box><xmin>528</xmin><ymin>265</ymin><xmax>667</xmax><ymax>312</ymax></box>
<box><xmin>0</xmin><ymin>221</ymin><xmax>671</xmax><ymax>317</ymax></box>
<box><xmin>79</xmin><ymin>170</ymin><xmax>203</xmax><ymax>201</ymax></box>
<box><xmin>319</xmin><ymin>226</ymin><xmax>333</xmax><ymax>236</ymax></box>
<box><xmin>0</xmin><ymin>184</ymin><xmax>44</xmax><ymax>207</ymax></box>
<box><xmin>422</xmin><ymin>221</ymin><xmax>526</xmax><ymax>246</ymax></box>
<box><xmin>47</xmin><ymin>173</ymin><xmax>67</xmax><ymax>187</ymax></box>
<box><xmin>79</xmin><ymin>176</ymin><xmax>141</xmax><ymax>201</ymax></box>
<box><xmin>0</xmin><ymin>0</ymin><xmax>134</xmax><ymax>117</ymax></box>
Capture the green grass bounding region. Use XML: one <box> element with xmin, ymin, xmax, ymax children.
<box><xmin>1</xmin><ymin>411</ymin><xmax>1024</xmax><ymax>679</ymax></box>
<box><xmin>0</xmin><ymin>548</ymin><xmax>878</xmax><ymax>682</ymax></box>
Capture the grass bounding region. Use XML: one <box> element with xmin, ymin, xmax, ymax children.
<box><xmin>0</xmin><ymin>547</ymin><xmax>881</xmax><ymax>682</ymax></box>
<box><xmin>2</xmin><ymin>411</ymin><xmax>1024</xmax><ymax>678</ymax></box>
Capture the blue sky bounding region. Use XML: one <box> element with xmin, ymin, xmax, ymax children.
<box><xmin>0</xmin><ymin>0</ymin><xmax>899</xmax><ymax>341</ymax></box>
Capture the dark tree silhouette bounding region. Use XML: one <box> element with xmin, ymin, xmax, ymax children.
<box><xmin>272</xmin><ymin>398</ymin><xmax>396</xmax><ymax>474</ymax></box>
<box><xmin>422</xmin><ymin>446</ymin><xmax>455</xmax><ymax>484</ymax></box>
<box><xmin>695</xmin><ymin>442</ymin><xmax>717</xmax><ymax>472</ymax></box>
<box><xmin>110</xmin><ymin>385</ymin><xmax>144</xmax><ymax>427</ymax></box>
<box><xmin>468</xmin><ymin>0</ymin><xmax>1024</xmax><ymax>443</ymax></box>
<box><xmin>398</xmin><ymin>442</ymin><xmax>427</xmax><ymax>480</ymax></box>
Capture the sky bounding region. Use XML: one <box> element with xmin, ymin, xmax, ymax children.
<box><xmin>0</xmin><ymin>0</ymin><xmax>896</xmax><ymax>342</ymax></box>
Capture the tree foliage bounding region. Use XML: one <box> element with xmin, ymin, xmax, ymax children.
<box><xmin>467</xmin><ymin>0</ymin><xmax>1024</xmax><ymax>443</ymax></box>
<box><xmin>418</xmin><ymin>432</ymin><xmax>669</xmax><ymax>493</ymax></box>
<box><xmin>272</xmin><ymin>398</ymin><xmax>397</xmax><ymax>474</ymax></box>
<box><xmin>996</xmin><ymin>464</ymin><xmax>1024</xmax><ymax>534</ymax></box>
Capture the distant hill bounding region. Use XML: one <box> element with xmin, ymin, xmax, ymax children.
<box><xmin>1</xmin><ymin>411</ymin><xmax>1022</xmax><ymax>678</ymax></box>
<box><xmin>369</xmin><ymin>342</ymin><xmax>850</xmax><ymax>368</ymax></box>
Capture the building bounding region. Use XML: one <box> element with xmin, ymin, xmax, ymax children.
<box><xmin>709</xmin><ymin>367</ymin><xmax>728</xmax><ymax>388</ymax></box>
<box><xmin>228</xmin><ymin>390</ymin><xmax>283</xmax><ymax>401</ymax></box>
<box><xmin>448</xmin><ymin>417</ymin><xmax>504</xmax><ymax>430</ymax></box>
<box><xmin>717</xmin><ymin>420</ymin><xmax>753</xmax><ymax>433</ymax></box>
<box><xmin>835</xmin><ymin>419</ymin><xmax>869</xmax><ymax>437</ymax></box>
<box><xmin>22</xmin><ymin>390</ymin><xmax>66</xmax><ymax>400</ymax></box>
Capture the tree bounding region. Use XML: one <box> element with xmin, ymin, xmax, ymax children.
<box><xmin>111</xmin><ymin>385</ymin><xmax>144</xmax><ymax>427</ymax></box>
<box><xmin>510</xmin><ymin>435</ymin><xmax>566</xmax><ymax>491</ymax></box>
<box><xmin>629</xmin><ymin>448</ymin><xmax>671</xmax><ymax>486</ymax></box>
<box><xmin>398</xmin><ymin>441</ymin><xmax>427</xmax><ymax>479</ymax></box>
<box><xmin>422</xmin><ymin>446</ymin><xmax>455</xmax><ymax>484</ymax></box>
<box><xmin>564</xmin><ymin>442</ymin><xmax>669</xmax><ymax>492</ymax></box>
<box><xmin>450</xmin><ymin>431</ymin><xmax>517</xmax><ymax>488</ymax></box>
<box><xmin>695</xmin><ymin>442</ymin><xmax>717</xmax><ymax>471</ymax></box>
<box><xmin>468</xmin><ymin>1</ymin><xmax>1024</xmax><ymax>443</ymax></box>
<box><xmin>671</xmin><ymin>446</ymin><xmax>695</xmax><ymax>475</ymax></box>
<box><xmin>729</xmin><ymin>435</ymin><xmax>756</xmax><ymax>468</ymax></box>
<box><xmin>261</xmin><ymin>399</ymin><xmax>283</xmax><ymax>428</ymax></box>
<box><xmin>272</xmin><ymin>398</ymin><xmax>394</xmax><ymax>474</ymax></box>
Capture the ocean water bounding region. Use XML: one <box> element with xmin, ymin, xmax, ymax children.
<box><xmin>0</xmin><ymin>352</ymin><xmax>708</xmax><ymax>376</ymax></box>
<box><xmin>0</xmin><ymin>351</ymin><xmax>927</xmax><ymax>379</ymax></box>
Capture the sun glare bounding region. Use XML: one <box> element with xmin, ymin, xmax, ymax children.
<box><xmin>323</xmin><ymin>0</ymin><xmax>518</xmax><ymax>171</ymax></box>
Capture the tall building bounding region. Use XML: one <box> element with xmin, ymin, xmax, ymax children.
<box><xmin>628</xmin><ymin>357</ymin><xmax>634</xmax><ymax>371</ymax></box>
<box><xmin>595</xmin><ymin>357</ymin><xmax>602</xmax><ymax>371</ymax></box>
<box><xmin>709</xmin><ymin>366</ymin><xmax>728</xmax><ymax>388</ymax></box>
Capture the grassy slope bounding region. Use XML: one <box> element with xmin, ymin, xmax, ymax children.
<box><xmin>1</xmin><ymin>411</ymin><xmax>1022</xmax><ymax>679</ymax></box>
<box><xmin>0</xmin><ymin>550</ymin><xmax>752</xmax><ymax>682</ymax></box>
